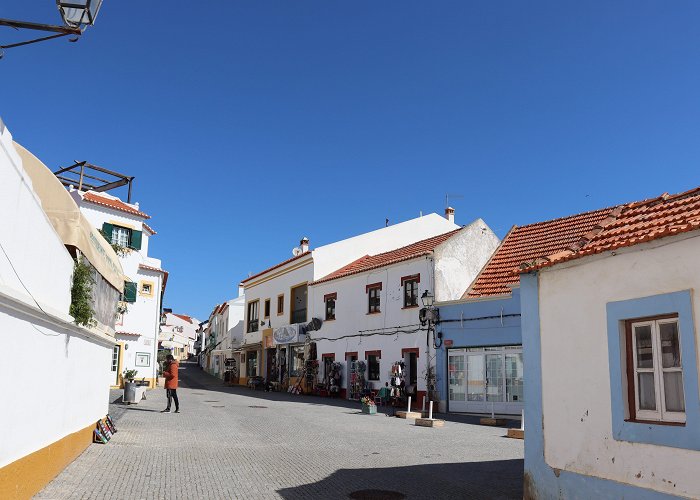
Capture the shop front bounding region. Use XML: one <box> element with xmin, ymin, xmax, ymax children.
<box><xmin>447</xmin><ymin>345</ymin><xmax>523</xmax><ymax>414</ymax></box>
<box><xmin>273</xmin><ymin>324</ymin><xmax>305</xmax><ymax>392</ymax></box>
<box><xmin>240</xmin><ymin>343</ymin><xmax>261</xmax><ymax>386</ymax></box>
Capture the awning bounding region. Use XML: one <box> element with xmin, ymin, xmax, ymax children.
<box><xmin>14</xmin><ymin>143</ymin><xmax>124</xmax><ymax>292</ymax></box>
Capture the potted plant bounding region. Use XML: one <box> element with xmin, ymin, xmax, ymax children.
<box><xmin>122</xmin><ymin>369</ymin><xmax>139</xmax><ymax>403</ymax></box>
<box><xmin>360</xmin><ymin>396</ymin><xmax>377</xmax><ymax>415</ymax></box>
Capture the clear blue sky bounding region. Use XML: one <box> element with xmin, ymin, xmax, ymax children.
<box><xmin>2</xmin><ymin>2</ymin><xmax>699</xmax><ymax>319</ymax></box>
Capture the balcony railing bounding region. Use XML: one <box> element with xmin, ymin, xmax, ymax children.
<box><xmin>291</xmin><ymin>308</ymin><xmax>307</xmax><ymax>325</ymax></box>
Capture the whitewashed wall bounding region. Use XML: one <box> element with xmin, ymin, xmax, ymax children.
<box><xmin>537</xmin><ymin>233</ymin><xmax>700</xmax><ymax>498</ymax></box>
<box><xmin>310</xmin><ymin>258</ymin><xmax>433</xmax><ymax>393</ymax></box>
<box><xmin>433</xmin><ymin>218</ymin><xmax>499</xmax><ymax>302</ymax></box>
<box><xmin>0</xmin><ymin>122</ymin><xmax>112</xmax><ymax>468</ymax></box>
<box><xmin>312</xmin><ymin>213</ymin><xmax>459</xmax><ymax>279</ymax></box>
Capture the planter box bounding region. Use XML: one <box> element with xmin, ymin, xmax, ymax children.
<box><xmin>157</xmin><ymin>377</ymin><xmax>165</xmax><ymax>387</ymax></box>
<box><xmin>361</xmin><ymin>404</ymin><xmax>377</xmax><ymax>415</ymax></box>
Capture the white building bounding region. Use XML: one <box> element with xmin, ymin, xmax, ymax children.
<box><xmin>309</xmin><ymin>219</ymin><xmax>499</xmax><ymax>404</ymax></box>
<box><xmin>159</xmin><ymin>311</ymin><xmax>200</xmax><ymax>360</ymax></box>
<box><xmin>521</xmin><ymin>188</ymin><xmax>700</xmax><ymax>499</ymax></box>
<box><xmin>202</xmin><ymin>294</ymin><xmax>245</xmax><ymax>381</ymax></box>
<box><xmin>239</xmin><ymin>211</ymin><xmax>481</xmax><ymax>391</ymax></box>
<box><xmin>72</xmin><ymin>190</ymin><xmax>167</xmax><ymax>388</ymax></box>
<box><xmin>0</xmin><ymin>122</ymin><xmax>122</xmax><ymax>498</ymax></box>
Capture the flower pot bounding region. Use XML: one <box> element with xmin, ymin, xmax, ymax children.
<box><xmin>362</xmin><ymin>404</ymin><xmax>377</xmax><ymax>415</ymax></box>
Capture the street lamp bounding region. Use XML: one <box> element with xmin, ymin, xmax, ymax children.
<box><xmin>0</xmin><ymin>0</ymin><xmax>103</xmax><ymax>56</ymax></box>
<box><xmin>420</xmin><ymin>290</ymin><xmax>434</xmax><ymax>308</ymax></box>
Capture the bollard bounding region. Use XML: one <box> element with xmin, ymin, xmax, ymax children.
<box><xmin>429</xmin><ymin>401</ymin><xmax>434</xmax><ymax>420</ymax></box>
<box><xmin>422</xmin><ymin>397</ymin><xmax>426</xmax><ymax>413</ymax></box>
<box><xmin>407</xmin><ymin>396</ymin><xmax>412</xmax><ymax>413</ymax></box>
<box><xmin>491</xmin><ymin>402</ymin><xmax>495</xmax><ymax>419</ymax></box>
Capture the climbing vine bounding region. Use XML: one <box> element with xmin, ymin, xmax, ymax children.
<box><xmin>100</xmin><ymin>229</ymin><xmax>130</xmax><ymax>257</ymax></box>
<box><xmin>70</xmin><ymin>258</ymin><xmax>96</xmax><ymax>327</ymax></box>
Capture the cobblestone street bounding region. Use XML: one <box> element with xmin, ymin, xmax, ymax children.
<box><xmin>37</xmin><ymin>363</ymin><xmax>523</xmax><ymax>500</ymax></box>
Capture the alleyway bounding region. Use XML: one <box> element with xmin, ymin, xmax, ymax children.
<box><xmin>37</xmin><ymin>363</ymin><xmax>523</xmax><ymax>500</ymax></box>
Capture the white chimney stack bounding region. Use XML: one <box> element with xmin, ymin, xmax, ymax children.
<box><xmin>300</xmin><ymin>237</ymin><xmax>310</xmax><ymax>253</ymax></box>
<box><xmin>445</xmin><ymin>206</ymin><xmax>455</xmax><ymax>224</ymax></box>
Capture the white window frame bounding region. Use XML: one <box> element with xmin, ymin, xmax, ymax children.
<box><xmin>112</xmin><ymin>225</ymin><xmax>131</xmax><ymax>247</ymax></box>
<box><xmin>630</xmin><ymin>317</ymin><xmax>685</xmax><ymax>423</ymax></box>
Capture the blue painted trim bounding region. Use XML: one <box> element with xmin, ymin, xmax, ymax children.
<box><xmin>521</xmin><ymin>273</ymin><xmax>685</xmax><ymax>499</ymax></box>
<box><xmin>606</xmin><ymin>290</ymin><xmax>700</xmax><ymax>450</ymax></box>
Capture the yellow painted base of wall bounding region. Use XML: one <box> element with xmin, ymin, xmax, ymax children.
<box><xmin>0</xmin><ymin>423</ymin><xmax>94</xmax><ymax>500</ymax></box>
<box><xmin>110</xmin><ymin>378</ymin><xmax>157</xmax><ymax>390</ymax></box>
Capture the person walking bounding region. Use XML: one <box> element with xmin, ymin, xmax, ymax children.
<box><xmin>161</xmin><ymin>354</ymin><xmax>180</xmax><ymax>413</ymax></box>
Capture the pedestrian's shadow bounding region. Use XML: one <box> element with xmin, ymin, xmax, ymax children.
<box><xmin>125</xmin><ymin>407</ymin><xmax>160</xmax><ymax>412</ymax></box>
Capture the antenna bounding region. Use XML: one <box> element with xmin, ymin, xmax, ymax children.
<box><xmin>446</xmin><ymin>193</ymin><xmax>464</xmax><ymax>209</ymax></box>
<box><xmin>292</xmin><ymin>247</ymin><xmax>302</xmax><ymax>257</ymax></box>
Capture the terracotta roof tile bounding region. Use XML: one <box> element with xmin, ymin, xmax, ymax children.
<box><xmin>172</xmin><ymin>313</ymin><xmax>193</xmax><ymax>324</ymax></box>
<box><xmin>521</xmin><ymin>187</ymin><xmax>700</xmax><ymax>272</ymax></box>
<box><xmin>83</xmin><ymin>192</ymin><xmax>151</xmax><ymax>219</ymax></box>
<box><xmin>466</xmin><ymin>207</ymin><xmax>620</xmax><ymax>298</ymax></box>
<box><xmin>116</xmin><ymin>331</ymin><xmax>141</xmax><ymax>337</ymax></box>
<box><xmin>311</xmin><ymin>229</ymin><xmax>462</xmax><ymax>285</ymax></box>
<box><xmin>241</xmin><ymin>251</ymin><xmax>311</xmax><ymax>285</ymax></box>
<box><xmin>142</xmin><ymin>222</ymin><xmax>157</xmax><ymax>235</ymax></box>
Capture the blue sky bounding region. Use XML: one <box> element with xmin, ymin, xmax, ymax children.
<box><xmin>2</xmin><ymin>1</ymin><xmax>699</xmax><ymax>319</ymax></box>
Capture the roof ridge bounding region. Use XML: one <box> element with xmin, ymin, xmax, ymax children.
<box><xmin>515</xmin><ymin>204</ymin><xmax>621</xmax><ymax>231</ymax></box>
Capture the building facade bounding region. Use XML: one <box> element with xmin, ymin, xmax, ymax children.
<box><xmin>72</xmin><ymin>190</ymin><xmax>167</xmax><ymax>388</ymax></box>
<box><xmin>0</xmin><ymin>123</ymin><xmax>121</xmax><ymax>498</ymax></box>
<box><xmin>159</xmin><ymin>311</ymin><xmax>200</xmax><ymax>360</ymax></box>
<box><xmin>522</xmin><ymin>188</ymin><xmax>700</xmax><ymax>499</ymax></box>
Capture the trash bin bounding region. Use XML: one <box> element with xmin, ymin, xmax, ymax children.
<box><xmin>123</xmin><ymin>381</ymin><xmax>137</xmax><ymax>403</ymax></box>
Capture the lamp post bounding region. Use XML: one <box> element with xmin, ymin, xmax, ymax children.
<box><xmin>419</xmin><ymin>290</ymin><xmax>441</xmax><ymax>406</ymax></box>
<box><xmin>0</xmin><ymin>1</ymin><xmax>103</xmax><ymax>56</ymax></box>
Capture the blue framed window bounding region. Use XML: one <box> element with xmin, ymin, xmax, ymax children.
<box><xmin>606</xmin><ymin>290</ymin><xmax>700</xmax><ymax>450</ymax></box>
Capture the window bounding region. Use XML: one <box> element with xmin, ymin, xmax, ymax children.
<box><xmin>324</xmin><ymin>293</ymin><xmax>336</xmax><ymax>321</ymax></box>
<box><xmin>135</xmin><ymin>352</ymin><xmax>150</xmax><ymax>367</ymax></box>
<box><xmin>627</xmin><ymin>316</ymin><xmax>685</xmax><ymax>423</ymax></box>
<box><xmin>264</xmin><ymin>299</ymin><xmax>271</xmax><ymax>319</ymax></box>
<box><xmin>367</xmin><ymin>352</ymin><xmax>380</xmax><ymax>381</ymax></box>
<box><xmin>277</xmin><ymin>295</ymin><xmax>284</xmax><ymax>316</ymax></box>
<box><xmin>140</xmin><ymin>282</ymin><xmax>153</xmax><ymax>296</ymax></box>
<box><xmin>247</xmin><ymin>300</ymin><xmax>259</xmax><ymax>333</ymax></box>
<box><xmin>402</xmin><ymin>274</ymin><xmax>420</xmax><ymax>308</ymax></box>
<box><xmin>290</xmin><ymin>345</ymin><xmax>305</xmax><ymax>377</ymax></box>
<box><xmin>246</xmin><ymin>351</ymin><xmax>258</xmax><ymax>377</ymax></box>
<box><xmin>102</xmin><ymin>222</ymin><xmax>143</xmax><ymax>250</ymax></box>
<box><xmin>367</xmin><ymin>283</ymin><xmax>382</xmax><ymax>314</ymax></box>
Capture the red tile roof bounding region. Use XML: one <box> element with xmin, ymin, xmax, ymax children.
<box><xmin>311</xmin><ymin>229</ymin><xmax>462</xmax><ymax>285</ymax></box>
<box><xmin>466</xmin><ymin>207</ymin><xmax>620</xmax><ymax>298</ymax></box>
<box><xmin>520</xmin><ymin>187</ymin><xmax>700</xmax><ymax>272</ymax></box>
<box><xmin>172</xmin><ymin>313</ymin><xmax>193</xmax><ymax>324</ymax></box>
<box><xmin>240</xmin><ymin>251</ymin><xmax>312</xmax><ymax>285</ymax></box>
<box><xmin>142</xmin><ymin>222</ymin><xmax>157</xmax><ymax>235</ymax></box>
<box><xmin>83</xmin><ymin>192</ymin><xmax>151</xmax><ymax>219</ymax></box>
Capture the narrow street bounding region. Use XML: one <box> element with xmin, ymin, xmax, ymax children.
<box><xmin>37</xmin><ymin>363</ymin><xmax>523</xmax><ymax>500</ymax></box>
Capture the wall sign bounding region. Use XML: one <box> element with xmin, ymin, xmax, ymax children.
<box><xmin>135</xmin><ymin>352</ymin><xmax>150</xmax><ymax>367</ymax></box>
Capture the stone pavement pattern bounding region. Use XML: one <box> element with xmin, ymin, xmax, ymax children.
<box><xmin>36</xmin><ymin>363</ymin><xmax>523</xmax><ymax>500</ymax></box>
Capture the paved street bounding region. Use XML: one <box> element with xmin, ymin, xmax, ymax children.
<box><xmin>37</xmin><ymin>363</ymin><xmax>523</xmax><ymax>500</ymax></box>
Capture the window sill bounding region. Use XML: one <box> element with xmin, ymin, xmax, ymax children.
<box><xmin>625</xmin><ymin>418</ymin><xmax>685</xmax><ymax>427</ymax></box>
<box><xmin>366</xmin><ymin>311</ymin><xmax>381</xmax><ymax>315</ymax></box>
<box><xmin>402</xmin><ymin>305</ymin><xmax>420</xmax><ymax>310</ymax></box>
<box><xmin>325</xmin><ymin>318</ymin><xmax>335</xmax><ymax>322</ymax></box>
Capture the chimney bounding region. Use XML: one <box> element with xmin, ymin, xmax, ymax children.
<box><xmin>445</xmin><ymin>206</ymin><xmax>455</xmax><ymax>224</ymax></box>
<box><xmin>238</xmin><ymin>283</ymin><xmax>245</xmax><ymax>297</ymax></box>
<box><xmin>300</xmin><ymin>237</ymin><xmax>310</xmax><ymax>253</ymax></box>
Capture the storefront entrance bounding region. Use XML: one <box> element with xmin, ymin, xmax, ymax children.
<box><xmin>447</xmin><ymin>345</ymin><xmax>524</xmax><ymax>415</ymax></box>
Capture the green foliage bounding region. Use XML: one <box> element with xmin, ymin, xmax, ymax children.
<box><xmin>123</xmin><ymin>368</ymin><xmax>138</xmax><ymax>381</ymax></box>
<box><xmin>70</xmin><ymin>258</ymin><xmax>96</xmax><ymax>327</ymax></box>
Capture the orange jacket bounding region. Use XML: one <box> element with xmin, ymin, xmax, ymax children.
<box><xmin>164</xmin><ymin>361</ymin><xmax>178</xmax><ymax>389</ymax></box>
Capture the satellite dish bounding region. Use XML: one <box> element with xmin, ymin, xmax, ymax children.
<box><xmin>292</xmin><ymin>247</ymin><xmax>302</xmax><ymax>257</ymax></box>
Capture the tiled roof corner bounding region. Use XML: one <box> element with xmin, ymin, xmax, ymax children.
<box><xmin>83</xmin><ymin>192</ymin><xmax>151</xmax><ymax>219</ymax></box>
<box><xmin>466</xmin><ymin>206</ymin><xmax>620</xmax><ymax>298</ymax></box>
<box><xmin>519</xmin><ymin>186</ymin><xmax>700</xmax><ymax>272</ymax></box>
<box><xmin>311</xmin><ymin>229</ymin><xmax>462</xmax><ymax>286</ymax></box>
<box><xmin>142</xmin><ymin>222</ymin><xmax>157</xmax><ymax>235</ymax></box>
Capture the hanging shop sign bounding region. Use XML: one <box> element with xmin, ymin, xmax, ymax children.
<box><xmin>273</xmin><ymin>324</ymin><xmax>304</xmax><ymax>345</ymax></box>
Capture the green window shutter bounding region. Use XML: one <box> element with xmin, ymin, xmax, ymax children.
<box><xmin>130</xmin><ymin>230</ymin><xmax>142</xmax><ymax>250</ymax></box>
<box><xmin>124</xmin><ymin>281</ymin><xmax>137</xmax><ymax>303</ymax></box>
<box><xmin>101</xmin><ymin>222</ymin><xmax>114</xmax><ymax>242</ymax></box>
